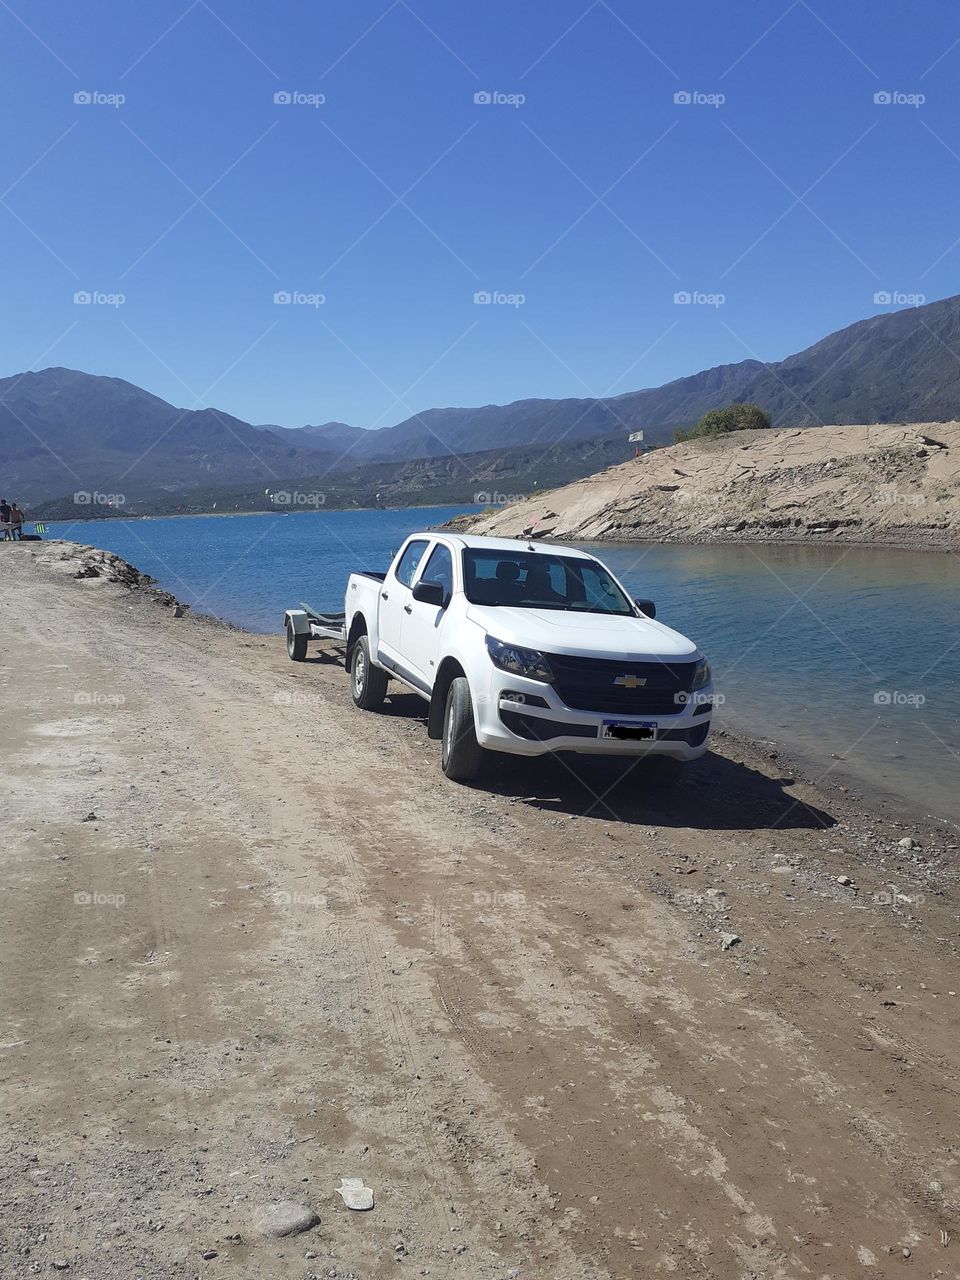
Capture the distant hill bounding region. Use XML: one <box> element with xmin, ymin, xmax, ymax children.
<box><xmin>5</xmin><ymin>295</ymin><xmax>960</xmax><ymax>503</ymax></box>
<box><xmin>32</xmin><ymin>431</ymin><xmax>632</xmax><ymax>520</ymax></box>
<box><xmin>318</xmin><ymin>294</ymin><xmax>960</xmax><ymax>460</ymax></box>
<box><xmin>0</xmin><ymin>367</ymin><xmax>334</xmax><ymax>502</ymax></box>
<box><xmin>258</xmin><ymin>420</ymin><xmax>368</xmax><ymax>457</ymax></box>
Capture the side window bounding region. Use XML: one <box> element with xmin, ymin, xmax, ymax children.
<box><xmin>421</xmin><ymin>543</ymin><xmax>454</xmax><ymax>599</ymax></box>
<box><xmin>393</xmin><ymin>539</ymin><xmax>429</xmax><ymax>588</ymax></box>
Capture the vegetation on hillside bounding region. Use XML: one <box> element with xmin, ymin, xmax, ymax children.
<box><xmin>674</xmin><ymin>402</ymin><xmax>772</xmax><ymax>443</ymax></box>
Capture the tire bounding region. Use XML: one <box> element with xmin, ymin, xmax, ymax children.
<box><xmin>441</xmin><ymin>676</ymin><xmax>486</xmax><ymax>783</ymax></box>
<box><xmin>286</xmin><ymin>621</ymin><xmax>308</xmax><ymax>662</ymax></box>
<box><xmin>351</xmin><ymin>634</ymin><xmax>388</xmax><ymax>710</ymax></box>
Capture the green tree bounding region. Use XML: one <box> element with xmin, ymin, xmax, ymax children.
<box><xmin>694</xmin><ymin>402</ymin><xmax>772</xmax><ymax>437</ymax></box>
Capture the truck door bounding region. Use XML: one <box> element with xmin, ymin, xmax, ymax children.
<box><xmin>377</xmin><ymin>537</ymin><xmax>429</xmax><ymax>670</ymax></box>
<box><xmin>403</xmin><ymin>540</ymin><xmax>454</xmax><ymax>687</ymax></box>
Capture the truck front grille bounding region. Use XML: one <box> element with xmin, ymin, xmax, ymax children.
<box><xmin>545</xmin><ymin>653</ymin><xmax>699</xmax><ymax>716</ymax></box>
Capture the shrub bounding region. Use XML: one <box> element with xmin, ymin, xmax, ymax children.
<box><xmin>695</xmin><ymin>403</ymin><xmax>771</xmax><ymax>437</ymax></box>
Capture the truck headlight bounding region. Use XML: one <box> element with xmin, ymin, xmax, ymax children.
<box><xmin>485</xmin><ymin>635</ymin><xmax>554</xmax><ymax>683</ymax></box>
<box><xmin>691</xmin><ymin>658</ymin><xmax>711</xmax><ymax>690</ymax></box>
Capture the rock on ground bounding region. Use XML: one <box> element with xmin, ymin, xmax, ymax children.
<box><xmin>254</xmin><ymin>1201</ymin><xmax>320</xmax><ymax>1238</ymax></box>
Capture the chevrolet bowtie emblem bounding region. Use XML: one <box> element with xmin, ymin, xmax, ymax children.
<box><xmin>614</xmin><ymin>674</ymin><xmax>647</xmax><ymax>689</ymax></box>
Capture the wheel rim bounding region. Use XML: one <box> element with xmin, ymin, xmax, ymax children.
<box><xmin>286</xmin><ymin>627</ymin><xmax>295</xmax><ymax>656</ymax></box>
<box><xmin>443</xmin><ymin>698</ymin><xmax>454</xmax><ymax>759</ymax></box>
<box><xmin>354</xmin><ymin>646</ymin><xmax>366</xmax><ymax>695</ymax></box>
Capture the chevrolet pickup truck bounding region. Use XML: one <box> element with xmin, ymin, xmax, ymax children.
<box><xmin>284</xmin><ymin>533</ymin><xmax>714</xmax><ymax>783</ymax></box>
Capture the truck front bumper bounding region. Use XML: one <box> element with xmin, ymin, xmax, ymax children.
<box><xmin>474</xmin><ymin>679</ymin><xmax>715</xmax><ymax>761</ymax></box>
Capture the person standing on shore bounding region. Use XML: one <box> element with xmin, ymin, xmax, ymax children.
<box><xmin>0</xmin><ymin>499</ymin><xmax>11</xmax><ymax>541</ymax></box>
<box><xmin>10</xmin><ymin>502</ymin><xmax>25</xmax><ymax>540</ymax></box>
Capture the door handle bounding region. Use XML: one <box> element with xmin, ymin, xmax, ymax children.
<box><xmin>404</xmin><ymin>603</ymin><xmax>412</xmax><ymax>614</ymax></box>
<box><xmin>381</xmin><ymin>591</ymin><xmax>389</xmax><ymax>600</ymax></box>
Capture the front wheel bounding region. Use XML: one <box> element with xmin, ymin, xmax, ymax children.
<box><xmin>286</xmin><ymin>621</ymin><xmax>308</xmax><ymax>661</ymax></box>
<box><xmin>441</xmin><ymin>677</ymin><xmax>486</xmax><ymax>783</ymax></box>
<box><xmin>351</xmin><ymin>634</ymin><xmax>388</xmax><ymax>710</ymax></box>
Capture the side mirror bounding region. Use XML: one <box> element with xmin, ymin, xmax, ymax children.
<box><xmin>635</xmin><ymin>598</ymin><xmax>656</xmax><ymax>618</ymax></box>
<box><xmin>413</xmin><ymin>580</ymin><xmax>447</xmax><ymax>608</ymax></box>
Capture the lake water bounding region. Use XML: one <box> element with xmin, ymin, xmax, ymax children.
<box><xmin>46</xmin><ymin>508</ymin><xmax>960</xmax><ymax>827</ymax></box>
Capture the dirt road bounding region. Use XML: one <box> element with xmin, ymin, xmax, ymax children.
<box><xmin>1</xmin><ymin>543</ymin><xmax>958</xmax><ymax>1279</ymax></box>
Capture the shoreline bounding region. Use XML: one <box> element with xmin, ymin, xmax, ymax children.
<box><xmin>38</xmin><ymin>504</ymin><xmax>960</xmax><ymax>553</ymax></box>
<box><xmin>37</xmin><ymin>500</ymin><xmax>486</xmax><ymax>526</ymax></box>
<box><xmin>457</xmin><ymin>523</ymin><xmax>960</xmax><ymax>556</ymax></box>
<box><xmin>17</xmin><ymin>538</ymin><xmax>955</xmax><ymax>832</ymax></box>
<box><xmin>562</xmin><ymin>529</ymin><xmax>959</xmax><ymax>554</ymax></box>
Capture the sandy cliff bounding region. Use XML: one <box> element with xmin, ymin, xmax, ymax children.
<box><xmin>458</xmin><ymin>422</ymin><xmax>960</xmax><ymax>549</ymax></box>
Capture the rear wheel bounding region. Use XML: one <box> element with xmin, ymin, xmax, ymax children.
<box><xmin>286</xmin><ymin>621</ymin><xmax>308</xmax><ymax>661</ymax></box>
<box><xmin>351</xmin><ymin>634</ymin><xmax>388</xmax><ymax>710</ymax></box>
<box><xmin>441</xmin><ymin>677</ymin><xmax>486</xmax><ymax>783</ymax></box>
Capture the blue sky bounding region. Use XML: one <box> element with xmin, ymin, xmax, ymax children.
<box><xmin>1</xmin><ymin>0</ymin><xmax>958</xmax><ymax>428</ymax></box>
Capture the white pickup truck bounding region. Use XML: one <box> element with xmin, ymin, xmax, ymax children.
<box><xmin>284</xmin><ymin>532</ymin><xmax>714</xmax><ymax>783</ymax></box>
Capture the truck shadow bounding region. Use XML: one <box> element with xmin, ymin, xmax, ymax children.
<box><xmin>383</xmin><ymin>692</ymin><xmax>836</xmax><ymax>832</ymax></box>
<box><xmin>484</xmin><ymin>751</ymin><xmax>837</xmax><ymax>832</ymax></box>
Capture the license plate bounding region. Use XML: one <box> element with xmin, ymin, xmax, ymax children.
<box><xmin>601</xmin><ymin>720</ymin><xmax>658</xmax><ymax>741</ymax></box>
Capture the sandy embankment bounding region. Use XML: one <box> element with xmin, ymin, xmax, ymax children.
<box><xmin>457</xmin><ymin>422</ymin><xmax>960</xmax><ymax>549</ymax></box>
<box><xmin>1</xmin><ymin>541</ymin><xmax>958</xmax><ymax>1279</ymax></box>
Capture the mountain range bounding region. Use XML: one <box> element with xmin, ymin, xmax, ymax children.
<box><xmin>4</xmin><ymin>293</ymin><xmax>960</xmax><ymax>507</ymax></box>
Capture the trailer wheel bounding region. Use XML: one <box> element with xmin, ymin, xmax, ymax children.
<box><xmin>441</xmin><ymin>677</ymin><xmax>486</xmax><ymax>783</ymax></box>
<box><xmin>351</xmin><ymin>634</ymin><xmax>388</xmax><ymax>710</ymax></box>
<box><xmin>286</xmin><ymin>620</ymin><xmax>308</xmax><ymax>662</ymax></box>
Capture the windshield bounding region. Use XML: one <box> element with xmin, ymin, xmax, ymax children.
<box><xmin>462</xmin><ymin>548</ymin><xmax>635</xmax><ymax>614</ymax></box>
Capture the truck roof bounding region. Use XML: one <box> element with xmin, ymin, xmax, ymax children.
<box><xmin>433</xmin><ymin>532</ymin><xmax>594</xmax><ymax>559</ymax></box>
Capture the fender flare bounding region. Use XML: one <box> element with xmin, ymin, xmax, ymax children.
<box><xmin>427</xmin><ymin>656</ymin><xmax>466</xmax><ymax>739</ymax></box>
<box><xmin>283</xmin><ymin>609</ymin><xmax>310</xmax><ymax>636</ymax></box>
<box><xmin>345</xmin><ymin>612</ymin><xmax>369</xmax><ymax>669</ymax></box>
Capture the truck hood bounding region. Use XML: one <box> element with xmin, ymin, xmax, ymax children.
<box><xmin>465</xmin><ymin>604</ymin><xmax>700</xmax><ymax>661</ymax></box>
